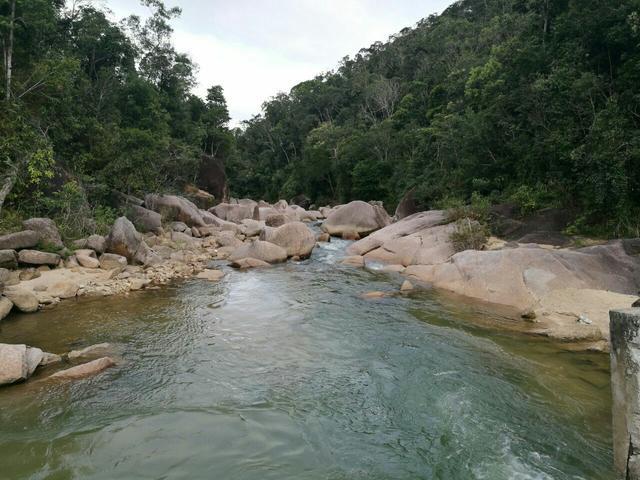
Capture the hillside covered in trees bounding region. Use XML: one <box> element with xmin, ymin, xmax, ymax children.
<box><xmin>1</xmin><ymin>0</ymin><xmax>640</xmax><ymax>239</ymax></box>
<box><xmin>0</xmin><ymin>0</ymin><xmax>234</xmax><ymax>237</ymax></box>
<box><xmin>231</xmin><ymin>0</ymin><xmax>640</xmax><ymax>237</ymax></box>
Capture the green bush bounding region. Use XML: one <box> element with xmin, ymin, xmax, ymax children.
<box><xmin>450</xmin><ymin>218</ymin><xmax>489</xmax><ymax>252</ymax></box>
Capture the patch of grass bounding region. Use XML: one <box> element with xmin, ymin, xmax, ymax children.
<box><xmin>0</xmin><ymin>208</ymin><xmax>25</xmax><ymax>235</ymax></box>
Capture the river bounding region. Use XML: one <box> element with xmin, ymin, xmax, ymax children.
<box><xmin>0</xmin><ymin>237</ymin><xmax>613</xmax><ymax>479</ymax></box>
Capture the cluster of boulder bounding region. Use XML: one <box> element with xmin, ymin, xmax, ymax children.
<box><xmin>0</xmin><ymin>341</ymin><xmax>117</xmax><ymax>386</ymax></box>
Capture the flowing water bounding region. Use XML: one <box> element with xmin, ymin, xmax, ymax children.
<box><xmin>0</xmin><ymin>238</ymin><xmax>613</xmax><ymax>479</ymax></box>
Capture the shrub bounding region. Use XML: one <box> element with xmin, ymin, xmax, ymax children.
<box><xmin>442</xmin><ymin>192</ymin><xmax>490</xmax><ymax>223</ymax></box>
<box><xmin>450</xmin><ymin>218</ymin><xmax>489</xmax><ymax>252</ymax></box>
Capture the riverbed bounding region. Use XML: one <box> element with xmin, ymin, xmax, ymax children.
<box><xmin>0</xmin><ymin>238</ymin><xmax>613</xmax><ymax>479</ymax></box>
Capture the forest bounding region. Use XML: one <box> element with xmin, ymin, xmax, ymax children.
<box><xmin>1</xmin><ymin>0</ymin><xmax>640</xmax><ymax>239</ymax></box>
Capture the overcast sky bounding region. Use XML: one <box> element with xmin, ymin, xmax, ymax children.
<box><xmin>103</xmin><ymin>0</ymin><xmax>454</xmax><ymax>125</ymax></box>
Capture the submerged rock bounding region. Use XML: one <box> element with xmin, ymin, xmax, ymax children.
<box><xmin>67</xmin><ymin>343</ymin><xmax>113</xmax><ymax>360</ymax></box>
<box><xmin>50</xmin><ymin>357</ymin><xmax>116</xmax><ymax>380</ymax></box>
<box><xmin>196</xmin><ymin>269</ymin><xmax>225</xmax><ymax>281</ymax></box>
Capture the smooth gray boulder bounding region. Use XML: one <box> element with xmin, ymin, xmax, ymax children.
<box><xmin>228</xmin><ymin>240</ymin><xmax>287</xmax><ymax>264</ymax></box>
<box><xmin>22</xmin><ymin>218</ymin><xmax>63</xmax><ymax>249</ymax></box>
<box><xmin>0</xmin><ymin>230</ymin><xmax>40</xmax><ymax>250</ymax></box>
<box><xmin>105</xmin><ymin>217</ymin><xmax>158</xmax><ymax>265</ymax></box>
<box><xmin>3</xmin><ymin>288</ymin><xmax>39</xmax><ymax>312</ymax></box>
<box><xmin>128</xmin><ymin>205</ymin><xmax>163</xmax><ymax>234</ymax></box>
<box><xmin>260</xmin><ymin>222</ymin><xmax>316</xmax><ymax>259</ymax></box>
<box><xmin>18</xmin><ymin>250</ymin><xmax>61</xmax><ymax>266</ymax></box>
<box><xmin>145</xmin><ymin>194</ymin><xmax>206</xmax><ymax>227</ymax></box>
<box><xmin>322</xmin><ymin>201</ymin><xmax>391</xmax><ymax>237</ymax></box>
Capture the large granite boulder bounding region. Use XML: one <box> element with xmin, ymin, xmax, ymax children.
<box><xmin>0</xmin><ymin>344</ymin><xmax>43</xmax><ymax>385</ymax></box>
<box><xmin>322</xmin><ymin>201</ymin><xmax>391</xmax><ymax>237</ymax></box>
<box><xmin>145</xmin><ymin>194</ymin><xmax>206</xmax><ymax>227</ymax></box>
<box><xmin>22</xmin><ymin>218</ymin><xmax>63</xmax><ymax>249</ymax></box>
<box><xmin>18</xmin><ymin>250</ymin><xmax>61</xmax><ymax>266</ymax></box>
<box><xmin>0</xmin><ymin>250</ymin><xmax>18</xmax><ymax>269</ymax></box>
<box><xmin>105</xmin><ymin>217</ymin><xmax>157</xmax><ymax>265</ymax></box>
<box><xmin>128</xmin><ymin>205</ymin><xmax>163</xmax><ymax>234</ymax></box>
<box><xmin>3</xmin><ymin>288</ymin><xmax>39</xmax><ymax>312</ymax></box>
<box><xmin>0</xmin><ymin>230</ymin><xmax>40</xmax><ymax>250</ymax></box>
<box><xmin>404</xmin><ymin>241</ymin><xmax>640</xmax><ymax>342</ymax></box>
<box><xmin>241</xmin><ymin>219</ymin><xmax>265</xmax><ymax>237</ymax></box>
<box><xmin>260</xmin><ymin>222</ymin><xmax>316</xmax><ymax>259</ymax></box>
<box><xmin>210</xmin><ymin>203</ymin><xmax>258</xmax><ymax>224</ymax></box>
<box><xmin>228</xmin><ymin>240</ymin><xmax>288</xmax><ymax>264</ymax></box>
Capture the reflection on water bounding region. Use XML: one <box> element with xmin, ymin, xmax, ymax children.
<box><xmin>0</xmin><ymin>238</ymin><xmax>613</xmax><ymax>479</ymax></box>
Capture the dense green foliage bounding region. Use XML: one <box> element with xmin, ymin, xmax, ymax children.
<box><xmin>0</xmin><ymin>0</ymin><xmax>232</xmax><ymax>237</ymax></box>
<box><xmin>232</xmin><ymin>0</ymin><xmax>640</xmax><ymax>237</ymax></box>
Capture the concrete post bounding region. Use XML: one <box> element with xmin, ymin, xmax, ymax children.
<box><xmin>610</xmin><ymin>309</ymin><xmax>640</xmax><ymax>479</ymax></box>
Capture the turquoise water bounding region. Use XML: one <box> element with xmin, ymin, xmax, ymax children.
<box><xmin>0</xmin><ymin>238</ymin><xmax>613</xmax><ymax>479</ymax></box>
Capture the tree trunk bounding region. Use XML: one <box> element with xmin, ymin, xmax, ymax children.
<box><xmin>4</xmin><ymin>0</ymin><xmax>16</xmax><ymax>102</ymax></box>
<box><xmin>0</xmin><ymin>163</ymin><xmax>18</xmax><ymax>217</ymax></box>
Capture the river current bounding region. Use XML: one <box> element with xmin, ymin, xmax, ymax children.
<box><xmin>0</xmin><ymin>237</ymin><xmax>613</xmax><ymax>479</ymax></box>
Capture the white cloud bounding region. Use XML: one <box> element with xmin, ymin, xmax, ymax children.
<box><xmin>105</xmin><ymin>0</ymin><xmax>454</xmax><ymax>125</ymax></box>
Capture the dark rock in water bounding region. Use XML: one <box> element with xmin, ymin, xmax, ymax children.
<box><xmin>517</xmin><ymin>231</ymin><xmax>572</xmax><ymax>247</ymax></box>
<box><xmin>198</xmin><ymin>154</ymin><xmax>228</xmax><ymax>204</ymax></box>
<box><xmin>290</xmin><ymin>194</ymin><xmax>311</xmax><ymax>209</ymax></box>
<box><xmin>394</xmin><ymin>187</ymin><xmax>420</xmax><ymax>220</ymax></box>
<box><xmin>633</xmin><ymin>298</ymin><xmax>640</xmax><ymax>308</ymax></box>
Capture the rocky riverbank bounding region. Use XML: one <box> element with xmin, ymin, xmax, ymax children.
<box><xmin>1</xmin><ymin>193</ymin><xmax>639</xmax><ymax>386</ymax></box>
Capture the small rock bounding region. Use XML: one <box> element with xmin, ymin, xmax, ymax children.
<box><xmin>196</xmin><ymin>269</ymin><xmax>225</xmax><ymax>281</ymax></box>
<box><xmin>633</xmin><ymin>298</ymin><xmax>640</xmax><ymax>308</ymax></box>
<box><xmin>577</xmin><ymin>315</ymin><xmax>592</xmax><ymax>325</ymax></box>
<box><xmin>521</xmin><ymin>309</ymin><xmax>537</xmax><ymax>321</ymax></box>
<box><xmin>67</xmin><ymin>343</ymin><xmax>113</xmax><ymax>360</ymax></box>
<box><xmin>316</xmin><ymin>233</ymin><xmax>331</xmax><ymax>243</ymax></box>
<box><xmin>50</xmin><ymin>357</ymin><xmax>116</xmax><ymax>380</ymax></box>
<box><xmin>25</xmin><ymin>347</ymin><xmax>44</xmax><ymax>376</ymax></box>
<box><xmin>40</xmin><ymin>352</ymin><xmax>63</xmax><ymax>366</ymax></box>
<box><xmin>129</xmin><ymin>278</ymin><xmax>150</xmax><ymax>290</ymax></box>
<box><xmin>400</xmin><ymin>280</ymin><xmax>414</xmax><ymax>292</ymax></box>
<box><xmin>361</xmin><ymin>291</ymin><xmax>387</xmax><ymax>299</ymax></box>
